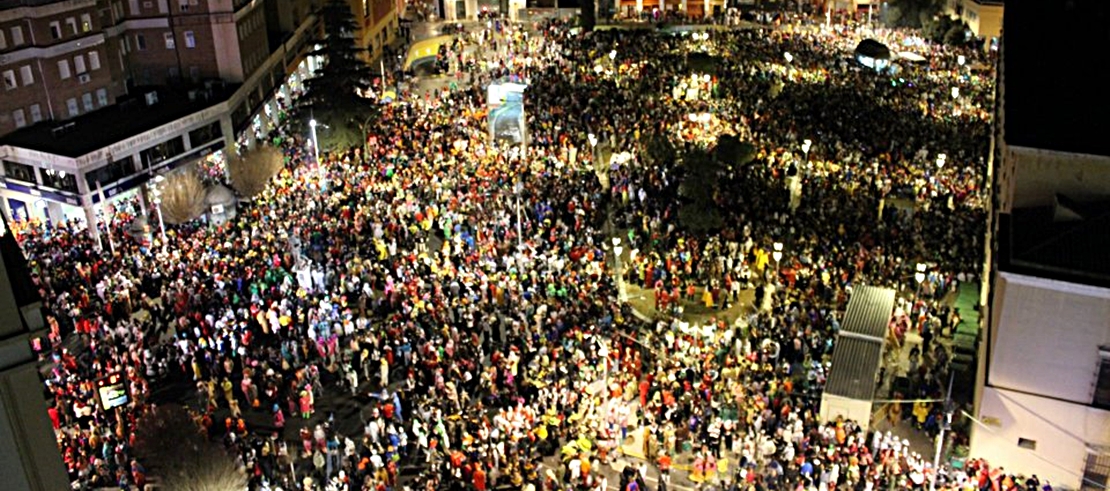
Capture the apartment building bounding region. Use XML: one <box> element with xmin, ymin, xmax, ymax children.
<box><xmin>0</xmin><ymin>0</ymin><xmax>323</xmax><ymax>238</ymax></box>
<box><xmin>0</xmin><ymin>0</ymin><xmax>123</xmax><ymax>136</ymax></box>
<box><xmin>944</xmin><ymin>0</ymin><xmax>1003</xmax><ymax>49</ymax></box>
<box><xmin>349</xmin><ymin>0</ymin><xmax>398</xmax><ymax>65</ymax></box>
<box><xmin>102</xmin><ymin>0</ymin><xmax>272</xmax><ymax>86</ymax></box>
<box><xmin>972</xmin><ymin>2</ymin><xmax>1110</xmax><ymax>488</ymax></box>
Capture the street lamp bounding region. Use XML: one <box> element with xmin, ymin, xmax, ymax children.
<box><xmin>784</xmin><ymin>51</ymin><xmax>793</xmax><ymax>64</ymax></box>
<box><xmin>309</xmin><ymin>119</ymin><xmax>320</xmax><ymax>164</ymax></box>
<box><xmin>801</xmin><ymin>139</ymin><xmax>812</xmax><ymax>162</ymax></box>
<box><xmin>309</xmin><ymin>118</ymin><xmax>327</xmax><ymax>193</ymax></box>
<box><xmin>514</xmin><ymin>181</ymin><xmax>523</xmax><ymax>248</ymax></box>
<box><xmin>147</xmin><ymin>175</ymin><xmax>167</xmax><ymax>247</ymax></box>
<box><xmin>771</xmin><ymin>241</ymin><xmax>783</xmax><ymax>264</ymax></box>
<box><xmin>612</xmin><ymin>237</ymin><xmax>626</xmax><ymax>302</ymax></box>
<box><xmin>936</xmin><ymin>153</ymin><xmax>947</xmax><ymax>169</ymax></box>
<box><xmin>915</xmin><ymin>262</ymin><xmax>927</xmax><ymax>284</ymax></box>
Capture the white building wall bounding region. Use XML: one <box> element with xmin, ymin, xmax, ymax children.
<box><xmin>819</xmin><ymin>394</ymin><xmax>874</xmax><ymax>431</ymax></box>
<box><xmin>972</xmin><ymin>386</ymin><xmax>1110</xmax><ymax>490</ymax></box>
<box><xmin>1007</xmin><ymin>146</ymin><xmax>1110</xmax><ymax>210</ymax></box>
<box><xmin>988</xmin><ymin>272</ymin><xmax>1110</xmax><ymax>404</ymax></box>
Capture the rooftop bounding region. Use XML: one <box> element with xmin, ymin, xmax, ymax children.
<box><xmin>0</xmin><ymin>85</ymin><xmax>236</xmax><ymax>159</ymax></box>
<box><xmin>1001</xmin><ymin>197</ymin><xmax>1110</xmax><ymax>288</ymax></box>
<box><xmin>1003</xmin><ymin>0</ymin><xmax>1110</xmax><ymax>157</ymax></box>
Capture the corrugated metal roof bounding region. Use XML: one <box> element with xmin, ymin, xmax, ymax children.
<box><xmin>840</xmin><ymin>285</ymin><xmax>896</xmax><ymax>340</ymax></box>
<box><xmin>824</xmin><ymin>335</ymin><xmax>884</xmax><ymax>400</ymax></box>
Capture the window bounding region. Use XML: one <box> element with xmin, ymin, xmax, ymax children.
<box><xmin>96</xmin><ymin>88</ymin><xmax>108</xmax><ymax>107</ymax></box>
<box><xmin>123</xmin><ymin>36</ymin><xmax>131</xmax><ymax>53</ymax></box>
<box><xmin>3</xmin><ymin>161</ymin><xmax>37</xmax><ymax>183</ymax></box>
<box><xmin>12</xmin><ymin>109</ymin><xmax>25</xmax><ymax>128</ymax></box>
<box><xmin>1095</xmin><ymin>348</ymin><xmax>1110</xmax><ymax>409</ymax></box>
<box><xmin>136</xmin><ymin>34</ymin><xmax>146</xmax><ymax>50</ymax></box>
<box><xmin>10</xmin><ymin>26</ymin><xmax>23</xmax><ymax>46</ymax></box>
<box><xmin>1082</xmin><ymin>451</ymin><xmax>1110</xmax><ymax>491</ymax></box>
<box><xmin>2</xmin><ymin>70</ymin><xmax>14</xmax><ymax>90</ymax></box>
<box><xmin>85</xmin><ymin>156</ymin><xmax>135</xmax><ymax>188</ymax></box>
<box><xmin>74</xmin><ymin>55</ymin><xmax>86</xmax><ymax>74</ymax></box>
<box><xmin>88</xmin><ymin>51</ymin><xmax>100</xmax><ymax>71</ymax></box>
<box><xmin>0</xmin><ymin>30</ymin><xmax>6</xmax><ymax>50</ymax></box>
<box><xmin>188</xmin><ymin>65</ymin><xmax>199</xmax><ymax>81</ymax></box>
<box><xmin>66</xmin><ymin>98</ymin><xmax>79</xmax><ymax>117</ymax></box>
<box><xmin>184</xmin><ymin>30</ymin><xmax>195</xmax><ymax>48</ymax></box>
<box><xmin>58</xmin><ymin>59</ymin><xmax>71</xmax><ymax>79</ymax></box>
<box><xmin>19</xmin><ymin>66</ymin><xmax>32</xmax><ymax>86</ymax></box>
<box><xmin>41</xmin><ymin>169</ymin><xmax>77</xmax><ymax>192</ymax></box>
<box><xmin>50</xmin><ymin>21</ymin><xmax>62</xmax><ymax>40</ymax></box>
<box><xmin>188</xmin><ymin>121</ymin><xmax>222</xmax><ymax>146</ymax></box>
<box><xmin>139</xmin><ymin>137</ymin><xmax>184</xmax><ymax>168</ymax></box>
<box><xmin>1017</xmin><ymin>438</ymin><xmax>1037</xmax><ymax>450</ymax></box>
<box><xmin>81</xmin><ymin>14</ymin><xmax>92</xmax><ymax>32</ymax></box>
<box><xmin>168</xmin><ymin>66</ymin><xmax>179</xmax><ymax>79</ymax></box>
<box><xmin>163</xmin><ymin>32</ymin><xmax>175</xmax><ymax>49</ymax></box>
<box><xmin>66</xmin><ymin>17</ymin><xmax>78</xmax><ymax>36</ymax></box>
<box><xmin>179</xmin><ymin>0</ymin><xmax>190</xmax><ymax>11</ymax></box>
<box><xmin>82</xmin><ymin>93</ymin><xmax>94</xmax><ymax>111</ymax></box>
<box><xmin>29</xmin><ymin>104</ymin><xmax>41</xmax><ymax>123</ymax></box>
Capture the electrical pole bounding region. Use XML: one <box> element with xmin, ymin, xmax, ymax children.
<box><xmin>930</xmin><ymin>372</ymin><xmax>956</xmax><ymax>491</ymax></box>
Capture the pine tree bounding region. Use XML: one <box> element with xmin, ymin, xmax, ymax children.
<box><xmin>294</xmin><ymin>0</ymin><xmax>379</xmax><ymax>152</ymax></box>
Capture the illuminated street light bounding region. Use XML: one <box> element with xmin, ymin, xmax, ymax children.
<box><xmin>915</xmin><ymin>262</ymin><xmax>927</xmax><ymax>284</ymax></box>
<box><xmin>772</xmin><ymin>241</ymin><xmax>783</xmax><ymax>263</ymax></box>
<box><xmin>936</xmin><ymin>153</ymin><xmax>947</xmax><ymax>169</ymax></box>
<box><xmin>146</xmin><ymin>175</ymin><xmax>167</xmax><ymax>246</ymax></box>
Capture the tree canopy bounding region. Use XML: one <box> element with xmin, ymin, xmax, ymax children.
<box><xmin>676</xmin><ymin>135</ymin><xmax>756</xmax><ymax>236</ymax></box>
<box><xmin>293</xmin><ymin>0</ymin><xmax>378</xmax><ymax>151</ymax></box>
<box><xmin>133</xmin><ymin>405</ymin><xmax>247</xmax><ymax>491</ymax></box>
<box><xmin>886</xmin><ymin>0</ymin><xmax>943</xmax><ymax>29</ymax></box>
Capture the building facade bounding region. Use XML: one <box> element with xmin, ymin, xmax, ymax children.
<box><xmin>973</xmin><ymin>4</ymin><xmax>1110</xmax><ymax>487</ymax></box>
<box><xmin>0</xmin><ymin>0</ymin><xmax>324</xmax><ymax>243</ymax></box>
<box><xmin>944</xmin><ymin>0</ymin><xmax>1003</xmax><ymax>48</ymax></box>
<box><xmin>616</xmin><ymin>0</ymin><xmax>725</xmax><ymax>19</ymax></box>
<box><xmin>348</xmin><ymin>0</ymin><xmax>398</xmax><ymax>66</ymax></box>
<box><xmin>0</xmin><ymin>212</ymin><xmax>70</xmax><ymax>491</ymax></box>
<box><xmin>0</xmin><ymin>0</ymin><xmax>124</xmax><ymax>136</ymax></box>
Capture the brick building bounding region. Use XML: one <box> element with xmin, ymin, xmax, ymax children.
<box><xmin>0</xmin><ymin>0</ymin><xmax>326</xmax><ymax>238</ymax></box>
<box><xmin>0</xmin><ymin>0</ymin><xmax>122</xmax><ymax>137</ymax></box>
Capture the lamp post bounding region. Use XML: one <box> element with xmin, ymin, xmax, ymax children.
<box><xmin>801</xmin><ymin>139</ymin><xmax>812</xmax><ymax>163</ymax></box>
<box><xmin>612</xmin><ymin>236</ymin><xmax>626</xmax><ymax>303</ymax></box>
<box><xmin>514</xmin><ymin>180</ymin><xmax>523</xmax><ymax>249</ymax></box>
<box><xmin>147</xmin><ymin>175</ymin><xmax>166</xmax><ymax>247</ymax></box>
<box><xmin>310</xmin><ymin>118</ymin><xmax>327</xmax><ymax>193</ymax></box>
<box><xmin>771</xmin><ymin>241</ymin><xmax>783</xmax><ymax>272</ymax></box>
<box><xmin>936</xmin><ymin>153</ymin><xmax>947</xmax><ymax>169</ymax></box>
<box><xmin>930</xmin><ymin>372</ymin><xmax>955</xmax><ymax>491</ymax></box>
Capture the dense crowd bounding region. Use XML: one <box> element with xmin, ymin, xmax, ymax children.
<box><xmin>13</xmin><ymin>13</ymin><xmax>1049</xmax><ymax>491</ymax></box>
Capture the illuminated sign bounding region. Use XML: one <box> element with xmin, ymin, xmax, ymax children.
<box><xmin>96</xmin><ymin>373</ymin><xmax>129</xmax><ymax>411</ymax></box>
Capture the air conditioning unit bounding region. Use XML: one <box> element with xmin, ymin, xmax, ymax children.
<box><xmin>77</xmin><ymin>73</ymin><xmax>91</xmax><ymax>84</ymax></box>
<box><xmin>144</xmin><ymin>91</ymin><xmax>158</xmax><ymax>106</ymax></box>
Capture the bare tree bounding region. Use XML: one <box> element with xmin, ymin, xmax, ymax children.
<box><xmin>228</xmin><ymin>145</ymin><xmax>284</xmax><ymax>198</ymax></box>
<box><xmin>158</xmin><ymin>171</ymin><xmax>208</xmax><ymax>225</ymax></box>
<box><xmin>133</xmin><ymin>404</ymin><xmax>248</xmax><ymax>491</ymax></box>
